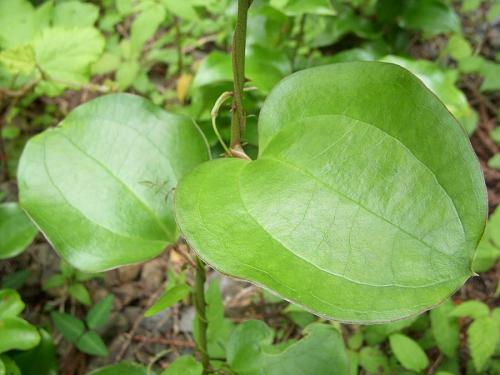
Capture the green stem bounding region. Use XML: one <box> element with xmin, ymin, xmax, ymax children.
<box><xmin>194</xmin><ymin>256</ymin><xmax>210</xmax><ymax>373</ymax></box>
<box><xmin>230</xmin><ymin>0</ymin><xmax>252</xmax><ymax>150</ymax></box>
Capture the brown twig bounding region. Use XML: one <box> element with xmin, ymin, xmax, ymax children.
<box><xmin>132</xmin><ymin>335</ymin><xmax>195</xmax><ymax>348</ymax></box>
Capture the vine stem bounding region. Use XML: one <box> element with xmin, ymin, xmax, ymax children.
<box><xmin>230</xmin><ymin>0</ymin><xmax>252</xmax><ymax>150</ymax></box>
<box><xmin>194</xmin><ymin>256</ymin><xmax>210</xmax><ymax>373</ymax></box>
<box><xmin>192</xmin><ymin>3</ymin><xmax>253</xmax><ymax>372</ymax></box>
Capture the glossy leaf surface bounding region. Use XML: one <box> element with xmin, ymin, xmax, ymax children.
<box><xmin>381</xmin><ymin>55</ymin><xmax>477</xmax><ymax>134</ymax></box>
<box><xmin>176</xmin><ymin>62</ymin><xmax>487</xmax><ymax>322</ymax></box>
<box><xmin>0</xmin><ymin>317</ymin><xmax>40</xmax><ymax>353</ymax></box>
<box><xmin>18</xmin><ymin>94</ymin><xmax>209</xmax><ymax>272</ymax></box>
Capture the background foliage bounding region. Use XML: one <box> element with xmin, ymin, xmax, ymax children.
<box><xmin>0</xmin><ymin>0</ymin><xmax>499</xmax><ymax>374</ymax></box>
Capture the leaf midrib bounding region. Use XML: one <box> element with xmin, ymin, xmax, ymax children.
<box><xmin>236</xmin><ymin>161</ymin><xmax>466</xmax><ymax>288</ymax></box>
<box><xmin>43</xmin><ymin>132</ymin><xmax>172</xmax><ymax>240</ymax></box>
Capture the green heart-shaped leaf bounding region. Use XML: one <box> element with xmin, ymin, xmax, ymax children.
<box><xmin>18</xmin><ymin>93</ymin><xmax>209</xmax><ymax>272</ymax></box>
<box><xmin>176</xmin><ymin>62</ymin><xmax>487</xmax><ymax>322</ymax></box>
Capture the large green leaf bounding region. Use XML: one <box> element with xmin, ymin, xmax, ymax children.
<box><xmin>176</xmin><ymin>62</ymin><xmax>487</xmax><ymax>322</ymax></box>
<box><xmin>226</xmin><ymin>321</ymin><xmax>349</xmax><ymax>375</ymax></box>
<box><xmin>0</xmin><ymin>317</ymin><xmax>40</xmax><ymax>354</ymax></box>
<box><xmin>381</xmin><ymin>56</ymin><xmax>477</xmax><ymax>134</ymax></box>
<box><xmin>18</xmin><ymin>94</ymin><xmax>209</xmax><ymax>272</ymax></box>
<box><xmin>0</xmin><ymin>203</ymin><xmax>38</xmax><ymax>260</ymax></box>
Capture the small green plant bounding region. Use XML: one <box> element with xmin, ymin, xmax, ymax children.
<box><xmin>0</xmin><ymin>288</ymin><xmax>58</xmax><ymax>375</ymax></box>
<box><xmin>43</xmin><ymin>260</ymin><xmax>100</xmax><ymax>306</ymax></box>
<box><xmin>51</xmin><ymin>294</ymin><xmax>114</xmax><ymax>357</ymax></box>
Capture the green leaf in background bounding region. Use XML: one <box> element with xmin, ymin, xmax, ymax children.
<box><xmin>88</xmin><ymin>362</ymin><xmax>151</xmax><ymax>375</ymax></box>
<box><xmin>0</xmin><ymin>0</ymin><xmax>48</xmax><ymax>49</ymax></box>
<box><xmin>473</xmin><ymin>206</ymin><xmax>500</xmax><ymax>272</ymax></box>
<box><xmin>491</xmin><ymin>127</ymin><xmax>500</xmax><ymax>145</ymax></box>
<box><xmin>363</xmin><ymin>316</ymin><xmax>417</xmax><ymax>345</ymax></box>
<box><xmin>283</xmin><ymin>304</ymin><xmax>317</xmax><ymax>328</ymax></box>
<box><xmin>192</xmin><ymin>52</ymin><xmax>233</xmax><ymax>88</ymax></box>
<box><xmin>478</xmin><ymin>61</ymin><xmax>500</xmax><ymax>92</ymax></box>
<box><xmin>115</xmin><ymin>60</ymin><xmax>140</xmax><ymax>90</ymax></box>
<box><xmin>33</xmin><ymin>27</ymin><xmax>105</xmax><ymax>95</ymax></box>
<box><xmin>445</xmin><ymin>34</ymin><xmax>472</xmax><ymax>61</ymax></box>
<box><xmin>399</xmin><ymin>0</ymin><xmax>461</xmax><ymax>36</ymax></box>
<box><xmin>270</xmin><ymin>0</ymin><xmax>336</xmax><ymax>16</ymax></box>
<box><xmin>18</xmin><ymin>94</ymin><xmax>209</xmax><ymax>272</ymax></box>
<box><xmin>0</xmin><ymin>45</ymin><xmax>36</xmax><ymax>76</ymax></box>
<box><xmin>91</xmin><ymin>52</ymin><xmax>122</xmax><ymax>75</ymax></box>
<box><xmin>75</xmin><ymin>331</ymin><xmax>108</xmax><ymax>357</ymax></box>
<box><xmin>358</xmin><ymin>347</ymin><xmax>389</xmax><ymax>375</ymax></box>
<box><xmin>42</xmin><ymin>274</ymin><xmax>66</xmax><ymax>290</ymax></box>
<box><xmin>176</xmin><ymin>62</ymin><xmax>487</xmax><ymax>323</ymax></box>
<box><xmin>145</xmin><ymin>284</ymin><xmax>190</xmax><ymax>317</ymax></box>
<box><xmin>448</xmin><ymin>300</ymin><xmax>490</xmax><ymax>320</ymax></box>
<box><xmin>0</xmin><ymin>355</ymin><xmax>21</xmax><ymax>375</ymax></box>
<box><xmin>86</xmin><ymin>294</ymin><xmax>114</xmax><ymax>330</ymax></box>
<box><xmin>161</xmin><ymin>0</ymin><xmax>202</xmax><ymax>21</ymax></box>
<box><xmin>130</xmin><ymin>4</ymin><xmax>166</xmax><ymax>59</ymax></box>
<box><xmin>193</xmin><ymin>279</ymin><xmax>234</xmax><ymax>358</ymax></box>
<box><xmin>462</xmin><ymin>0</ymin><xmax>481</xmax><ymax>12</ymax></box>
<box><xmin>0</xmin><ymin>317</ymin><xmax>41</xmax><ymax>353</ymax></box>
<box><xmin>0</xmin><ymin>289</ymin><xmax>25</xmax><ymax>319</ymax></box>
<box><xmin>1</xmin><ymin>270</ymin><xmax>31</xmax><ymax>290</ymax></box>
<box><xmin>192</xmin><ymin>48</ymin><xmax>290</xmax><ymax>94</ymax></box>
<box><xmin>12</xmin><ymin>329</ymin><xmax>57</xmax><ymax>375</ymax></box>
<box><xmin>0</xmin><ymin>203</ymin><xmax>38</xmax><ymax>260</ymax></box>
<box><xmin>389</xmin><ymin>333</ymin><xmax>429</xmax><ymax>372</ymax></box>
<box><xmin>381</xmin><ymin>55</ymin><xmax>478</xmax><ymax>134</ymax></box>
<box><xmin>68</xmin><ymin>283</ymin><xmax>91</xmax><ymax>306</ymax></box>
<box><xmin>488</xmin><ymin>153</ymin><xmax>500</xmax><ymax>170</ymax></box>
<box><xmin>160</xmin><ymin>355</ymin><xmax>202</xmax><ymax>375</ymax></box>
<box><xmin>468</xmin><ymin>316</ymin><xmax>499</xmax><ymax>372</ymax></box>
<box><xmin>50</xmin><ymin>312</ymin><xmax>84</xmax><ymax>343</ymax></box>
<box><xmin>227</xmin><ymin>321</ymin><xmax>349</xmax><ymax>375</ymax></box>
<box><xmin>52</xmin><ymin>1</ymin><xmax>99</xmax><ymax>28</ymax></box>
<box><xmin>430</xmin><ymin>300</ymin><xmax>459</xmax><ymax>357</ymax></box>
